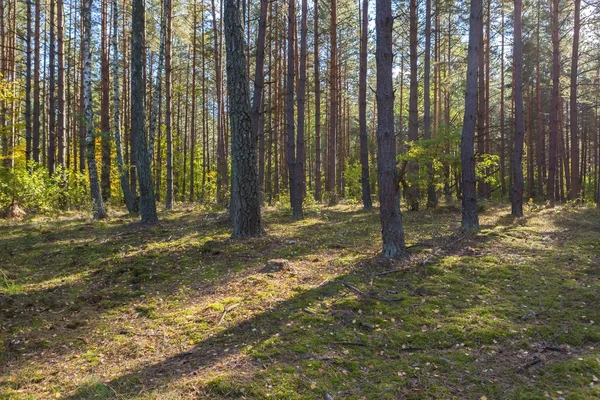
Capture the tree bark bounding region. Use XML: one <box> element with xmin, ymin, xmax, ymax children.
<box><xmin>286</xmin><ymin>0</ymin><xmax>303</xmax><ymax>219</ymax></box>
<box><xmin>48</xmin><ymin>0</ymin><xmax>56</xmax><ymax>174</ymax></box>
<box><xmin>461</xmin><ymin>0</ymin><xmax>482</xmax><ymax>230</ymax></box>
<box><xmin>224</xmin><ymin>0</ymin><xmax>263</xmax><ymax>237</ymax></box>
<box><xmin>375</xmin><ymin>0</ymin><xmax>407</xmax><ymax>259</ymax></box>
<box><xmin>569</xmin><ymin>0</ymin><xmax>581</xmax><ymax>201</ymax></box>
<box><xmin>112</xmin><ymin>0</ymin><xmax>135</xmax><ymax>214</ymax></box>
<box><xmin>314</xmin><ymin>0</ymin><xmax>321</xmax><ymax>202</ymax></box>
<box><xmin>535</xmin><ymin>6</ymin><xmax>544</xmax><ymax>199</ymax></box>
<box><xmin>213</xmin><ymin>0</ymin><xmax>227</xmax><ymax>206</ymax></box>
<box><xmin>101</xmin><ymin>0</ymin><xmax>111</xmax><ymax>200</ymax></box>
<box><xmin>132</xmin><ymin>0</ymin><xmax>158</xmax><ymax>223</ymax></box>
<box><xmin>296</xmin><ymin>0</ymin><xmax>308</xmax><ymax>209</ymax></box>
<box><xmin>424</xmin><ymin>0</ymin><xmax>436</xmax><ymax>208</ymax></box>
<box><xmin>406</xmin><ymin>0</ymin><xmax>419</xmax><ymax>210</ymax></box>
<box><xmin>25</xmin><ymin>0</ymin><xmax>33</xmax><ymax>163</ymax></box>
<box><xmin>83</xmin><ymin>0</ymin><xmax>108</xmax><ymax>219</ymax></box>
<box><xmin>326</xmin><ymin>0</ymin><xmax>337</xmax><ymax>198</ymax></box>
<box><xmin>251</xmin><ymin>0</ymin><xmax>269</xmax><ymax>200</ymax></box>
<box><xmin>548</xmin><ymin>0</ymin><xmax>559</xmax><ymax>207</ymax></box>
<box><xmin>165</xmin><ymin>0</ymin><xmax>174</xmax><ymax>209</ymax></box>
<box><xmin>511</xmin><ymin>0</ymin><xmax>524</xmax><ymax>217</ymax></box>
<box><xmin>359</xmin><ymin>0</ymin><xmax>372</xmax><ymax>210</ymax></box>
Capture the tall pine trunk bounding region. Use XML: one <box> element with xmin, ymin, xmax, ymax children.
<box><xmin>376</xmin><ymin>0</ymin><xmax>407</xmax><ymax>259</ymax></box>
<box><xmin>358</xmin><ymin>0</ymin><xmax>372</xmax><ymax>210</ymax></box>
<box><xmin>83</xmin><ymin>0</ymin><xmax>108</xmax><ymax>219</ymax></box>
<box><xmin>165</xmin><ymin>0</ymin><xmax>173</xmax><ymax>209</ymax></box>
<box><xmin>132</xmin><ymin>0</ymin><xmax>158</xmax><ymax>223</ymax></box>
<box><xmin>511</xmin><ymin>0</ymin><xmax>524</xmax><ymax>217</ymax></box>
<box><xmin>224</xmin><ymin>0</ymin><xmax>263</xmax><ymax>237</ymax></box>
<box><xmin>251</xmin><ymin>0</ymin><xmax>269</xmax><ymax>200</ymax></box>
<box><xmin>460</xmin><ymin>0</ymin><xmax>482</xmax><ymax>230</ymax></box>
<box><xmin>111</xmin><ymin>0</ymin><xmax>135</xmax><ymax>213</ymax></box>
<box><xmin>101</xmin><ymin>0</ymin><xmax>111</xmax><ymax>200</ymax></box>
<box><xmin>548</xmin><ymin>0</ymin><xmax>559</xmax><ymax>207</ymax></box>
<box><xmin>569</xmin><ymin>0</ymin><xmax>581</xmax><ymax>201</ymax></box>
<box><xmin>57</xmin><ymin>0</ymin><xmax>66</xmax><ymax>170</ymax></box>
<box><xmin>313</xmin><ymin>0</ymin><xmax>321</xmax><ymax>202</ymax></box>
<box><xmin>406</xmin><ymin>0</ymin><xmax>419</xmax><ymax>210</ymax></box>
<box><xmin>424</xmin><ymin>0</ymin><xmax>436</xmax><ymax>208</ymax></box>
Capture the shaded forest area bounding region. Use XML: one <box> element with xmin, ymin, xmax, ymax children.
<box><xmin>1</xmin><ymin>0</ymin><xmax>600</xmax><ymax>398</ymax></box>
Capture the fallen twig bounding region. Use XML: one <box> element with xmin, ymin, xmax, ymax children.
<box><xmin>218</xmin><ymin>303</ymin><xmax>240</xmax><ymax>326</ymax></box>
<box><xmin>340</xmin><ymin>280</ymin><xmax>404</xmax><ymax>302</ymax></box>
<box><xmin>332</xmin><ymin>341</ymin><xmax>367</xmax><ymax>347</ymax></box>
<box><xmin>516</xmin><ymin>356</ymin><xmax>542</xmax><ymax>373</ymax></box>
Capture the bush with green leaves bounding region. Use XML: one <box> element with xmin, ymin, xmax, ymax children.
<box><xmin>0</xmin><ymin>163</ymin><xmax>91</xmax><ymax>215</ymax></box>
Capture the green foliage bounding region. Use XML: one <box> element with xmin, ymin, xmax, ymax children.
<box><xmin>397</xmin><ymin>124</ymin><xmax>461</xmax><ymax>193</ymax></box>
<box><xmin>344</xmin><ymin>161</ymin><xmax>362</xmax><ymax>201</ymax></box>
<box><xmin>0</xmin><ymin>163</ymin><xmax>90</xmax><ymax>215</ymax></box>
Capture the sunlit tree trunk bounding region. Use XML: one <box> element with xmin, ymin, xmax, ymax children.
<box><xmin>251</xmin><ymin>0</ymin><xmax>269</xmax><ymax>199</ymax></box>
<box><xmin>424</xmin><ymin>0</ymin><xmax>436</xmax><ymax>208</ymax></box>
<box><xmin>548</xmin><ymin>0</ymin><xmax>559</xmax><ymax>207</ymax></box>
<box><xmin>511</xmin><ymin>0</ymin><xmax>524</xmax><ymax>217</ymax></box>
<box><xmin>83</xmin><ymin>0</ymin><xmax>108</xmax><ymax>219</ymax></box>
<box><xmin>165</xmin><ymin>0</ymin><xmax>173</xmax><ymax>210</ymax></box>
<box><xmin>224</xmin><ymin>0</ymin><xmax>263</xmax><ymax>237</ymax></box>
<box><xmin>376</xmin><ymin>0</ymin><xmax>407</xmax><ymax>259</ymax></box>
<box><xmin>132</xmin><ymin>0</ymin><xmax>158</xmax><ymax>223</ymax></box>
<box><xmin>406</xmin><ymin>0</ymin><xmax>419</xmax><ymax>210</ymax></box>
<box><xmin>101</xmin><ymin>0</ymin><xmax>111</xmax><ymax>200</ymax></box>
<box><xmin>359</xmin><ymin>0</ymin><xmax>372</xmax><ymax>210</ymax></box>
<box><xmin>569</xmin><ymin>0</ymin><xmax>581</xmax><ymax>201</ymax></box>
<box><xmin>313</xmin><ymin>0</ymin><xmax>321</xmax><ymax>202</ymax></box>
<box><xmin>111</xmin><ymin>0</ymin><xmax>135</xmax><ymax>213</ymax></box>
<box><xmin>461</xmin><ymin>0</ymin><xmax>482</xmax><ymax>230</ymax></box>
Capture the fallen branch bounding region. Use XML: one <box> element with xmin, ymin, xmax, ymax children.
<box><xmin>340</xmin><ymin>281</ymin><xmax>404</xmax><ymax>302</ymax></box>
<box><xmin>332</xmin><ymin>341</ymin><xmax>367</xmax><ymax>347</ymax></box>
<box><xmin>218</xmin><ymin>303</ymin><xmax>240</xmax><ymax>326</ymax></box>
<box><xmin>516</xmin><ymin>356</ymin><xmax>542</xmax><ymax>373</ymax></box>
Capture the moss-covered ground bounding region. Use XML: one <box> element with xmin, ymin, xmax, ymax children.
<box><xmin>1</xmin><ymin>203</ymin><xmax>599</xmax><ymax>399</ymax></box>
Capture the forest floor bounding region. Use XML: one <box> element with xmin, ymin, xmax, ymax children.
<box><xmin>1</xmin><ymin>202</ymin><xmax>599</xmax><ymax>399</ymax></box>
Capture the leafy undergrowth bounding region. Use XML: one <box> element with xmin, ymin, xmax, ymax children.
<box><xmin>1</xmin><ymin>202</ymin><xmax>599</xmax><ymax>399</ymax></box>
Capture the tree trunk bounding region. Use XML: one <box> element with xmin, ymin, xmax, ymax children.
<box><xmin>461</xmin><ymin>0</ymin><xmax>482</xmax><ymax>230</ymax></box>
<box><xmin>326</xmin><ymin>0</ymin><xmax>337</xmax><ymax>198</ymax></box>
<box><xmin>25</xmin><ymin>0</ymin><xmax>33</xmax><ymax>163</ymax></box>
<box><xmin>48</xmin><ymin>0</ymin><xmax>56</xmax><ymax>174</ymax></box>
<box><xmin>296</xmin><ymin>0</ymin><xmax>308</xmax><ymax>211</ymax></box>
<box><xmin>406</xmin><ymin>0</ymin><xmax>419</xmax><ymax>210</ymax></box>
<box><xmin>132</xmin><ymin>0</ymin><xmax>158</xmax><ymax>223</ymax></box>
<box><xmin>101</xmin><ymin>0</ymin><xmax>111</xmax><ymax>200</ymax></box>
<box><xmin>511</xmin><ymin>0</ymin><xmax>524</xmax><ymax>217</ymax></box>
<box><xmin>165</xmin><ymin>0</ymin><xmax>173</xmax><ymax>209</ymax></box>
<box><xmin>535</xmin><ymin>6</ymin><xmax>544</xmax><ymax>199</ymax></box>
<box><xmin>224</xmin><ymin>0</ymin><xmax>263</xmax><ymax>237</ymax></box>
<box><xmin>569</xmin><ymin>0</ymin><xmax>581</xmax><ymax>201</ymax></box>
<box><xmin>375</xmin><ymin>0</ymin><xmax>407</xmax><ymax>259</ymax></box>
<box><xmin>286</xmin><ymin>0</ymin><xmax>303</xmax><ymax>219</ymax></box>
<box><xmin>314</xmin><ymin>0</ymin><xmax>321</xmax><ymax>202</ymax></box>
<box><xmin>112</xmin><ymin>0</ymin><xmax>135</xmax><ymax>213</ymax></box>
<box><xmin>56</xmin><ymin>0</ymin><xmax>66</xmax><ymax>170</ymax></box>
<box><xmin>359</xmin><ymin>0</ymin><xmax>372</xmax><ymax>210</ymax></box>
<box><xmin>213</xmin><ymin>0</ymin><xmax>227</xmax><ymax>206</ymax></box>
<box><xmin>500</xmin><ymin>0</ymin><xmax>506</xmax><ymax>197</ymax></box>
<box><xmin>251</xmin><ymin>0</ymin><xmax>269</xmax><ymax>200</ymax></box>
<box><xmin>548</xmin><ymin>0</ymin><xmax>559</xmax><ymax>207</ymax></box>
<box><xmin>148</xmin><ymin>0</ymin><xmax>166</xmax><ymax>163</ymax></box>
<box><xmin>83</xmin><ymin>0</ymin><xmax>108</xmax><ymax>219</ymax></box>
<box><xmin>424</xmin><ymin>0</ymin><xmax>436</xmax><ymax>208</ymax></box>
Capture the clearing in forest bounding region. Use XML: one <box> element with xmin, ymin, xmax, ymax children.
<box><xmin>1</xmin><ymin>204</ymin><xmax>599</xmax><ymax>399</ymax></box>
